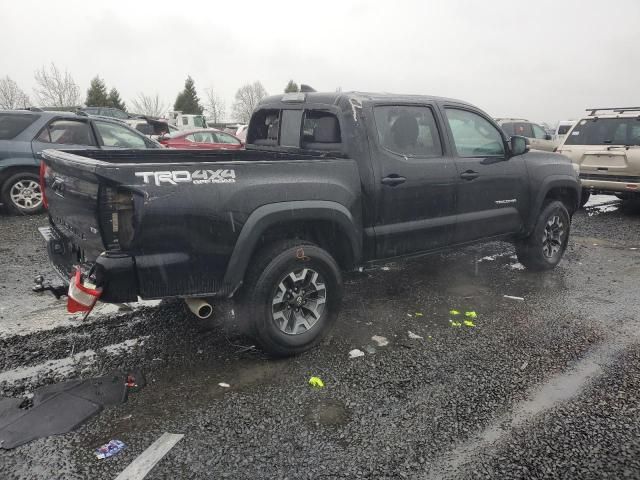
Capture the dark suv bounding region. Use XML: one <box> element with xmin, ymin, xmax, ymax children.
<box><xmin>0</xmin><ymin>110</ymin><xmax>160</xmax><ymax>214</ymax></box>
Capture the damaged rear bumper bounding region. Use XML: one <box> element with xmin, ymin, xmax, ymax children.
<box><xmin>39</xmin><ymin>226</ymin><xmax>138</xmax><ymax>303</ymax></box>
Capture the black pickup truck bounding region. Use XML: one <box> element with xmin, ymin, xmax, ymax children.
<box><xmin>40</xmin><ymin>91</ymin><xmax>581</xmax><ymax>356</ymax></box>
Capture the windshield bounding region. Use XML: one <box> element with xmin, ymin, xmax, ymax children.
<box><xmin>565</xmin><ymin>117</ymin><xmax>640</xmax><ymax>145</ymax></box>
<box><xmin>193</xmin><ymin>115</ymin><xmax>207</xmax><ymax>128</ymax></box>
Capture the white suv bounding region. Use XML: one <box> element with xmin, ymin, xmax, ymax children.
<box><xmin>496</xmin><ymin>118</ymin><xmax>557</xmax><ymax>152</ymax></box>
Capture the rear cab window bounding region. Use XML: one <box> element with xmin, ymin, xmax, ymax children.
<box><xmin>0</xmin><ymin>113</ymin><xmax>40</xmax><ymax>140</ymax></box>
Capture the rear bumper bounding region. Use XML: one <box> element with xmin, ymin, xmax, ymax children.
<box><xmin>581</xmin><ymin>178</ymin><xmax>640</xmax><ymax>194</ymax></box>
<box><xmin>39</xmin><ymin>226</ymin><xmax>138</xmax><ymax>303</ymax></box>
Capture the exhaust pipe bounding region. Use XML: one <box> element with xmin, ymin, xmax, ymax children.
<box><xmin>185</xmin><ymin>298</ymin><xmax>214</xmax><ymax>319</ymax></box>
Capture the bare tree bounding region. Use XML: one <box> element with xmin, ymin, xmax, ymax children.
<box><xmin>0</xmin><ymin>76</ymin><xmax>30</xmax><ymax>109</ymax></box>
<box><xmin>33</xmin><ymin>63</ymin><xmax>80</xmax><ymax>107</ymax></box>
<box><xmin>130</xmin><ymin>93</ymin><xmax>166</xmax><ymax>118</ymax></box>
<box><xmin>232</xmin><ymin>81</ymin><xmax>267</xmax><ymax>123</ymax></box>
<box><xmin>204</xmin><ymin>87</ymin><xmax>226</xmax><ymax>123</ymax></box>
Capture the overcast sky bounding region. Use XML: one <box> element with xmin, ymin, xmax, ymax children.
<box><xmin>1</xmin><ymin>0</ymin><xmax>638</xmax><ymax>124</ymax></box>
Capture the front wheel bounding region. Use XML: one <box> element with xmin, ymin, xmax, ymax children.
<box><xmin>238</xmin><ymin>240</ymin><xmax>343</xmax><ymax>357</ymax></box>
<box><xmin>1</xmin><ymin>172</ymin><xmax>44</xmax><ymax>215</ymax></box>
<box><xmin>515</xmin><ymin>200</ymin><xmax>570</xmax><ymax>271</ymax></box>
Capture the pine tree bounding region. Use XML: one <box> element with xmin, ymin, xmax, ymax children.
<box><xmin>85</xmin><ymin>76</ymin><xmax>109</xmax><ymax>107</ymax></box>
<box><xmin>107</xmin><ymin>88</ymin><xmax>126</xmax><ymax>111</ymax></box>
<box><xmin>173</xmin><ymin>76</ymin><xmax>203</xmax><ymax>115</ymax></box>
<box><xmin>284</xmin><ymin>80</ymin><xmax>299</xmax><ymax>93</ymax></box>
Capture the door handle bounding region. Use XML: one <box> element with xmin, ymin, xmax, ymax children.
<box><xmin>381</xmin><ymin>175</ymin><xmax>406</xmax><ymax>186</ymax></box>
<box><xmin>460</xmin><ymin>170</ymin><xmax>479</xmax><ymax>181</ymax></box>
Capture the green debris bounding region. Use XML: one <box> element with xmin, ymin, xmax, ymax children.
<box><xmin>449</xmin><ymin>320</ymin><xmax>462</xmax><ymax>327</ymax></box>
<box><xmin>463</xmin><ymin>320</ymin><xmax>476</xmax><ymax>327</ymax></box>
<box><xmin>465</xmin><ymin>311</ymin><xmax>477</xmax><ymax>319</ymax></box>
<box><xmin>415</xmin><ymin>312</ymin><xmax>423</xmax><ymax>317</ymax></box>
<box><xmin>308</xmin><ymin>376</ymin><xmax>325</xmax><ymax>389</ymax></box>
<box><xmin>449</xmin><ymin>309</ymin><xmax>461</xmax><ymax>316</ymax></box>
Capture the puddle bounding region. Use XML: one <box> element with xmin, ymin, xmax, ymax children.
<box><xmin>304</xmin><ymin>399</ymin><xmax>349</xmax><ymax>427</ymax></box>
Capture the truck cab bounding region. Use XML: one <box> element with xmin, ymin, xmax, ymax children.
<box><xmin>166</xmin><ymin>111</ymin><xmax>208</xmax><ymax>131</ymax></box>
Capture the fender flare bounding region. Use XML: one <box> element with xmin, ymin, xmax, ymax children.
<box><xmin>525</xmin><ymin>174</ymin><xmax>580</xmax><ymax>233</ymax></box>
<box><xmin>223</xmin><ymin>200</ymin><xmax>362</xmax><ymax>288</ymax></box>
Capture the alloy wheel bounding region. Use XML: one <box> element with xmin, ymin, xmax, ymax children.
<box><xmin>271</xmin><ymin>268</ymin><xmax>327</xmax><ymax>335</ymax></box>
<box><xmin>9</xmin><ymin>179</ymin><xmax>43</xmax><ymax>210</ymax></box>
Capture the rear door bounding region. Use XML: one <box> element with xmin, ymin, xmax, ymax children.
<box><xmin>370</xmin><ymin>104</ymin><xmax>458</xmax><ymax>258</ymax></box>
<box><xmin>442</xmin><ymin>107</ymin><xmax>528</xmax><ymax>243</ymax></box>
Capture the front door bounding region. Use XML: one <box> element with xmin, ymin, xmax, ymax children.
<box><xmin>442</xmin><ymin>107</ymin><xmax>528</xmax><ymax>243</ymax></box>
<box><xmin>371</xmin><ymin>104</ymin><xmax>458</xmax><ymax>258</ymax></box>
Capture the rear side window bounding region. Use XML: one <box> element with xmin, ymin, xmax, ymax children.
<box><xmin>0</xmin><ymin>113</ymin><xmax>40</xmax><ymax>140</ymax></box>
<box><xmin>215</xmin><ymin>132</ymin><xmax>241</xmax><ymax>145</ymax></box>
<box><xmin>94</xmin><ymin>121</ymin><xmax>147</xmax><ymax>148</ymax></box>
<box><xmin>35</xmin><ymin>119</ymin><xmax>97</xmax><ymax>145</ymax></box>
<box><xmin>135</xmin><ymin>123</ymin><xmax>154</xmax><ymax>135</ymax></box>
<box><xmin>374</xmin><ymin>105</ymin><xmax>442</xmax><ymax>157</ymax></box>
<box><xmin>445</xmin><ymin>108</ymin><xmax>505</xmax><ymax>157</ymax></box>
<box><xmin>565</xmin><ymin>118</ymin><xmax>640</xmax><ymax>146</ymax></box>
<box><xmin>557</xmin><ymin>124</ymin><xmax>572</xmax><ymax>135</ymax></box>
<box><xmin>248</xmin><ymin>109</ymin><xmax>281</xmax><ymax>145</ymax></box>
<box><xmin>302</xmin><ymin>111</ymin><xmax>341</xmax><ymax>150</ymax></box>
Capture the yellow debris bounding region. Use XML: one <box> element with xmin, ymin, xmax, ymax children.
<box><xmin>415</xmin><ymin>312</ymin><xmax>423</xmax><ymax>317</ymax></box>
<box><xmin>449</xmin><ymin>310</ymin><xmax>461</xmax><ymax>316</ymax></box>
<box><xmin>450</xmin><ymin>321</ymin><xmax>462</xmax><ymax>327</ymax></box>
<box><xmin>464</xmin><ymin>320</ymin><xmax>476</xmax><ymax>327</ymax></box>
<box><xmin>308</xmin><ymin>376</ymin><xmax>325</xmax><ymax>389</ymax></box>
<box><xmin>465</xmin><ymin>311</ymin><xmax>477</xmax><ymax>318</ymax></box>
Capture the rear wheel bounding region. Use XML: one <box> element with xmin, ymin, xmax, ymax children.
<box><xmin>516</xmin><ymin>200</ymin><xmax>570</xmax><ymax>271</ymax></box>
<box><xmin>1</xmin><ymin>172</ymin><xmax>44</xmax><ymax>215</ymax></box>
<box><xmin>237</xmin><ymin>240</ymin><xmax>343</xmax><ymax>357</ymax></box>
<box><xmin>579</xmin><ymin>189</ymin><xmax>591</xmax><ymax>208</ymax></box>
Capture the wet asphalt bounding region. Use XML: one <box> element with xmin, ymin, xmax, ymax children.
<box><xmin>0</xmin><ymin>197</ymin><xmax>639</xmax><ymax>479</ymax></box>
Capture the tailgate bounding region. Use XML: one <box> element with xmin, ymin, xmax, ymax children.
<box><xmin>41</xmin><ymin>149</ymin><xmax>113</xmax><ymax>257</ymax></box>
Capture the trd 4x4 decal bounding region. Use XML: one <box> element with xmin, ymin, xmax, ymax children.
<box><xmin>135</xmin><ymin>169</ymin><xmax>236</xmax><ymax>186</ymax></box>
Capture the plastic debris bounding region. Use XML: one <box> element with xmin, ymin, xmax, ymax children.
<box><xmin>308</xmin><ymin>377</ymin><xmax>325</xmax><ymax>389</ymax></box>
<box><xmin>415</xmin><ymin>312</ymin><xmax>423</xmax><ymax>317</ymax></box>
<box><xmin>408</xmin><ymin>331</ymin><xmax>423</xmax><ymax>340</ymax></box>
<box><xmin>428</xmin><ymin>336</ymin><xmax>433</xmax><ymax>340</ymax></box>
<box><xmin>407</xmin><ymin>313</ymin><xmax>413</xmax><ymax>318</ymax></box>
<box><xmin>96</xmin><ymin>439</ymin><xmax>126</xmax><ymax>459</ymax></box>
<box><xmin>349</xmin><ymin>349</ymin><xmax>365</xmax><ymax>359</ymax></box>
<box><xmin>449</xmin><ymin>320</ymin><xmax>462</xmax><ymax>327</ymax></box>
<box><xmin>503</xmin><ymin>295</ymin><xmax>525</xmax><ymax>301</ymax></box>
<box><xmin>465</xmin><ymin>311</ymin><xmax>477</xmax><ymax>319</ymax></box>
<box><xmin>218</xmin><ymin>382</ymin><xmax>230</xmax><ymax>388</ymax></box>
<box><xmin>365</xmin><ymin>345</ymin><xmax>377</xmax><ymax>354</ymax></box>
<box><xmin>371</xmin><ymin>335</ymin><xmax>389</xmax><ymax>347</ymax></box>
<box><xmin>449</xmin><ymin>309</ymin><xmax>461</xmax><ymax>316</ymax></box>
<box><xmin>463</xmin><ymin>320</ymin><xmax>476</xmax><ymax>327</ymax></box>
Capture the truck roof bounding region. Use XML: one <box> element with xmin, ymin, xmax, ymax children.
<box><xmin>258</xmin><ymin>91</ymin><xmax>472</xmax><ymax>109</ymax></box>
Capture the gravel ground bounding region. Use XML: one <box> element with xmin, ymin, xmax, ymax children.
<box><xmin>0</xmin><ymin>197</ymin><xmax>639</xmax><ymax>479</ymax></box>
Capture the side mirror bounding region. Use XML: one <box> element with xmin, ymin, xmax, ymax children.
<box><xmin>510</xmin><ymin>135</ymin><xmax>529</xmax><ymax>156</ymax></box>
<box><xmin>545</xmin><ymin>133</ymin><xmax>552</xmax><ymax>141</ymax></box>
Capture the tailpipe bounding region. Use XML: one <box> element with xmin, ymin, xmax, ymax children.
<box><xmin>185</xmin><ymin>298</ymin><xmax>214</xmax><ymax>319</ymax></box>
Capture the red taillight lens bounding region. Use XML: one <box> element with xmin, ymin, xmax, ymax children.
<box><xmin>39</xmin><ymin>160</ymin><xmax>49</xmax><ymax>209</ymax></box>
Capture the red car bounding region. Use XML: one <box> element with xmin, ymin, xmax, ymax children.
<box><xmin>159</xmin><ymin>129</ymin><xmax>244</xmax><ymax>150</ymax></box>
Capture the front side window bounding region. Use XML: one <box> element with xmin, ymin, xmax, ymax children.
<box><xmin>193</xmin><ymin>131</ymin><xmax>216</xmax><ymax>143</ymax></box>
<box><xmin>94</xmin><ymin>121</ymin><xmax>147</xmax><ymax>148</ymax></box>
<box><xmin>374</xmin><ymin>105</ymin><xmax>442</xmax><ymax>157</ymax></box>
<box><xmin>445</xmin><ymin>108</ymin><xmax>504</xmax><ymax>157</ymax></box>
<box><xmin>36</xmin><ymin>119</ymin><xmax>96</xmax><ymax>145</ymax></box>
<box><xmin>565</xmin><ymin>118</ymin><xmax>640</xmax><ymax>146</ymax></box>
<box><xmin>532</xmin><ymin>124</ymin><xmax>547</xmax><ymax>139</ymax></box>
<box><xmin>512</xmin><ymin>122</ymin><xmax>534</xmax><ymax>138</ymax></box>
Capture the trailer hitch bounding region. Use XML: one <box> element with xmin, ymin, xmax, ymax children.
<box><xmin>32</xmin><ymin>275</ymin><xmax>67</xmax><ymax>299</ymax></box>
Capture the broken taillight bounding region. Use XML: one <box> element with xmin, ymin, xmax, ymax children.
<box><xmin>39</xmin><ymin>160</ymin><xmax>49</xmax><ymax>210</ymax></box>
<box><xmin>98</xmin><ymin>187</ymin><xmax>136</xmax><ymax>250</ymax></box>
<box><xmin>67</xmin><ymin>268</ymin><xmax>102</xmax><ymax>313</ymax></box>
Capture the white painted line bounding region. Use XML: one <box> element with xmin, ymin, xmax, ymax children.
<box><xmin>115</xmin><ymin>433</ymin><xmax>184</xmax><ymax>480</ymax></box>
<box><xmin>503</xmin><ymin>295</ymin><xmax>525</xmax><ymax>301</ymax></box>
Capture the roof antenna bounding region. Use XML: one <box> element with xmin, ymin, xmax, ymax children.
<box><xmin>300</xmin><ymin>84</ymin><xmax>316</xmax><ymax>93</ymax></box>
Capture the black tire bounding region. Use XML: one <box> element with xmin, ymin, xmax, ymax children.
<box><xmin>237</xmin><ymin>239</ymin><xmax>343</xmax><ymax>357</ymax></box>
<box><xmin>579</xmin><ymin>189</ymin><xmax>591</xmax><ymax>208</ymax></box>
<box><xmin>1</xmin><ymin>172</ymin><xmax>44</xmax><ymax>215</ymax></box>
<box><xmin>515</xmin><ymin>200</ymin><xmax>571</xmax><ymax>271</ymax></box>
